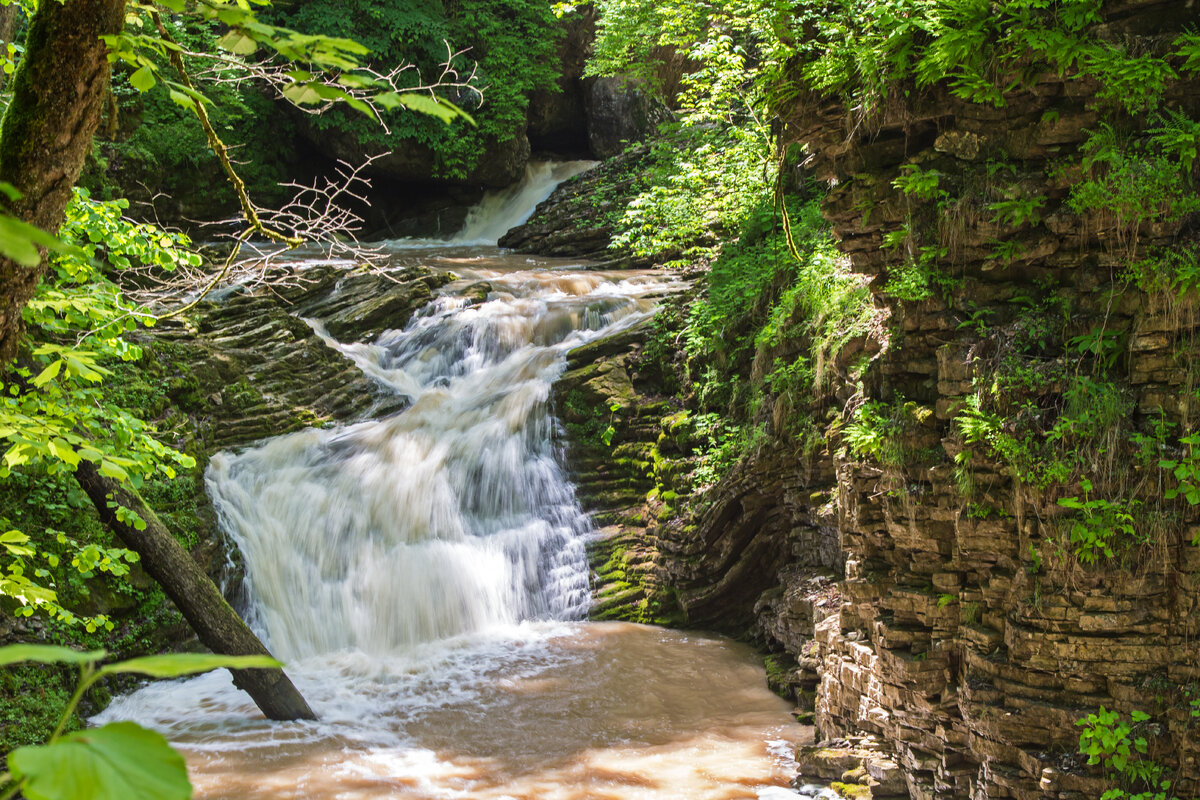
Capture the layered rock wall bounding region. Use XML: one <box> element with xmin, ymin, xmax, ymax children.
<box><xmin>564</xmin><ymin>2</ymin><xmax>1200</xmax><ymax>797</ymax></box>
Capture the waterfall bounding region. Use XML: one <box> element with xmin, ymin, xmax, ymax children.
<box><xmin>92</xmin><ymin>256</ymin><xmax>809</xmax><ymax>800</ymax></box>
<box><xmin>451</xmin><ymin>160</ymin><xmax>595</xmax><ymax>245</ymax></box>
<box><xmin>204</xmin><ymin>267</ymin><xmax>660</xmax><ymax>661</ymax></box>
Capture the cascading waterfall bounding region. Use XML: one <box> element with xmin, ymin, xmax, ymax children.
<box><xmin>96</xmin><ymin>165</ymin><xmax>811</xmax><ymax>800</ymax></box>
<box><xmin>205</xmin><ymin>269</ymin><xmax>655</xmax><ymax>661</ymax></box>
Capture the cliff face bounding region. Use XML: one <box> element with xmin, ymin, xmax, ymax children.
<box><xmin>560</xmin><ymin>1</ymin><xmax>1200</xmax><ymax>797</ymax></box>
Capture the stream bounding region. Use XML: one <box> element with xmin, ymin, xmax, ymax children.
<box><xmin>97</xmin><ymin>163</ymin><xmax>813</xmax><ymax>799</ymax></box>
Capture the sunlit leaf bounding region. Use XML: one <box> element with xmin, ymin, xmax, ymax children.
<box><xmin>128</xmin><ymin>65</ymin><xmax>156</xmax><ymax>92</ymax></box>
<box><xmin>9</xmin><ymin>722</ymin><xmax>191</xmax><ymax>800</ymax></box>
<box><xmin>217</xmin><ymin>31</ymin><xmax>258</xmax><ymax>55</ymax></box>
<box><xmin>97</xmin><ymin>653</ymin><xmax>282</xmax><ymax>679</ymax></box>
<box><xmin>378</xmin><ymin>92</ymin><xmax>474</xmax><ymax>125</ymax></box>
<box><xmin>0</xmin><ymin>644</ymin><xmax>107</xmax><ymax>667</ymax></box>
<box><xmin>0</xmin><ymin>215</ymin><xmax>61</xmax><ymax>266</ymax></box>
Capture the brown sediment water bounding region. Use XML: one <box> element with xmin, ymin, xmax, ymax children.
<box><xmin>111</xmin><ymin>622</ymin><xmax>809</xmax><ymax>800</ymax></box>
<box><xmin>96</xmin><ymin>171</ymin><xmax>812</xmax><ymax>800</ymax></box>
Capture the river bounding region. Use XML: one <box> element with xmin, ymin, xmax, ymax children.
<box><xmin>97</xmin><ymin>163</ymin><xmax>814</xmax><ymax>800</ymax></box>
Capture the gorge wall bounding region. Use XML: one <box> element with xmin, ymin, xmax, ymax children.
<box><xmin>542</xmin><ymin>1</ymin><xmax>1200</xmax><ymax>797</ymax></box>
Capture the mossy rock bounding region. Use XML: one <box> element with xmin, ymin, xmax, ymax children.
<box><xmin>830</xmin><ymin>781</ymin><xmax>872</xmax><ymax>800</ymax></box>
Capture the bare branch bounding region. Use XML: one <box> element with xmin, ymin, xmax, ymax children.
<box><xmin>121</xmin><ymin>17</ymin><xmax>485</xmax><ymax>313</ymax></box>
<box><xmin>123</xmin><ymin>154</ymin><xmax>395</xmax><ymax>309</ymax></box>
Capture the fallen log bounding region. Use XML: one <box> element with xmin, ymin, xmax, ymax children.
<box><xmin>75</xmin><ymin>460</ymin><xmax>316</xmax><ymax>721</ymax></box>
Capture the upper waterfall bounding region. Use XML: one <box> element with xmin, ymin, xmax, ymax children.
<box><xmin>452</xmin><ymin>160</ymin><xmax>595</xmax><ymax>245</ymax></box>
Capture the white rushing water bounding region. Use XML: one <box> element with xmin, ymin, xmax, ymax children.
<box><xmin>206</xmin><ymin>266</ymin><xmax>661</xmax><ymax>660</ymax></box>
<box><xmin>97</xmin><ymin>166</ymin><xmax>811</xmax><ymax>799</ymax></box>
<box><xmin>452</xmin><ymin>160</ymin><xmax>595</xmax><ymax>245</ymax></box>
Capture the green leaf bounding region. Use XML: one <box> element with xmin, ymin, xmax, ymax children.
<box><xmin>97</xmin><ymin>460</ymin><xmax>129</xmax><ymax>482</ymax></box>
<box><xmin>30</xmin><ymin>359</ymin><xmax>62</xmax><ymax>387</ymax></box>
<box><xmin>217</xmin><ymin>31</ymin><xmax>258</xmax><ymax>55</ymax></box>
<box><xmin>378</xmin><ymin>92</ymin><xmax>474</xmax><ymax>125</ymax></box>
<box><xmin>281</xmin><ymin>83</ymin><xmax>323</xmax><ymax>106</ymax></box>
<box><xmin>166</xmin><ymin>89</ymin><xmax>196</xmax><ymax>112</ymax></box>
<box><xmin>48</xmin><ymin>439</ymin><xmax>81</xmax><ymax>467</ymax></box>
<box><xmin>0</xmin><ymin>643</ymin><xmax>106</xmax><ymax>667</ymax></box>
<box><xmin>1131</xmin><ymin>709</ymin><xmax>1151</xmax><ymax>722</ymax></box>
<box><xmin>0</xmin><ymin>215</ymin><xmax>61</xmax><ymax>266</ymax></box>
<box><xmin>128</xmin><ymin>65</ymin><xmax>156</xmax><ymax>93</ymax></box>
<box><xmin>97</xmin><ymin>652</ymin><xmax>282</xmax><ymax>679</ymax></box>
<box><xmin>9</xmin><ymin>722</ymin><xmax>191</xmax><ymax>800</ymax></box>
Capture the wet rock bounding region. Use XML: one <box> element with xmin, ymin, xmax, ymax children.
<box><xmin>500</xmin><ymin>147</ymin><xmax>650</xmax><ymax>264</ymax></box>
<box><xmin>586</xmin><ymin>77</ymin><xmax>670</xmax><ymax>158</ymax></box>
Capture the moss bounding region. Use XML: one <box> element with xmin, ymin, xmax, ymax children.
<box><xmin>762</xmin><ymin>653</ymin><xmax>799</xmax><ymax>700</ymax></box>
<box><xmin>831</xmin><ymin>781</ymin><xmax>872</xmax><ymax>800</ymax></box>
<box><xmin>0</xmin><ymin>665</ymin><xmax>79</xmax><ymax>755</ymax></box>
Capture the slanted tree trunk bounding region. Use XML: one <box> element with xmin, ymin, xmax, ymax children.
<box><xmin>75</xmin><ymin>461</ymin><xmax>318</xmax><ymax>721</ymax></box>
<box><xmin>0</xmin><ymin>0</ymin><xmax>125</xmax><ymax>364</ymax></box>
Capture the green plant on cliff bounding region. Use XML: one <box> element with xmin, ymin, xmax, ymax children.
<box><xmin>680</xmin><ymin>192</ymin><xmax>876</xmax><ymax>481</ymax></box>
<box><xmin>1069</xmin><ymin>121</ymin><xmax>1200</xmax><ymax>260</ymax></box>
<box><xmin>843</xmin><ymin>398</ymin><xmax>931</xmax><ymax>468</ymax></box>
<box><xmin>1077</xmin><ymin>707</ymin><xmax>1178</xmax><ymax>800</ymax></box>
<box><xmin>796</xmin><ymin>0</ymin><xmax>1199</xmax><ymax>117</ymax></box>
<box><xmin>1056</xmin><ymin>480</ymin><xmax>1143</xmax><ymax>565</ymax></box>
<box><xmin>589</xmin><ymin>0</ymin><xmax>797</xmax><ymax>261</ymax></box>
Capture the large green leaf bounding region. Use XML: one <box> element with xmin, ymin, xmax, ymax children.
<box><xmin>97</xmin><ymin>652</ymin><xmax>282</xmax><ymax>679</ymax></box>
<box><xmin>0</xmin><ymin>214</ymin><xmax>61</xmax><ymax>266</ymax></box>
<box><xmin>9</xmin><ymin>722</ymin><xmax>191</xmax><ymax>800</ymax></box>
<box><xmin>0</xmin><ymin>644</ymin><xmax>106</xmax><ymax>667</ymax></box>
<box><xmin>376</xmin><ymin>92</ymin><xmax>474</xmax><ymax>125</ymax></box>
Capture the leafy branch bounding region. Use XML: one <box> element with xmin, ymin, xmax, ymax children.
<box><xmin>0</xmin><ymin>645</ymin><xmax>282</xmax><ymax>800</ymax></box>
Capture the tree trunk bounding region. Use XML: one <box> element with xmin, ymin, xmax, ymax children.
<box><xmin>0</xmin><ymin>6</ymin><xmax>18</xmax><ymax>93</ymax></box>
<box><xmin>75</xmin><ymin>461</ymin><xmax>318</xmax><ymax>721</ymax></box>
<box><xmin>0</xmin><ymin>0</ymin><xmax>126</xmax><ymax>364</ymax></box>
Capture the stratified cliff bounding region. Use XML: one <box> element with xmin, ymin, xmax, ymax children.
<box><xmin>556</xmin><ymin>1</ymin><xmax>1200</xmax><ymax>797</ymax></box>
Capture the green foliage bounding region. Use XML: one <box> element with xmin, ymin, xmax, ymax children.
<box><xmin>987</xmin><ymin>194</ymin><xmax>1045</xmax><ymax>228</ymax></box>
<box><xmin>791</xmin><ymin>0</ymin><xmax>1193</xmax><ymax>118</ymax></box>
<box><xmin>0</xmin><ymin>645</ymin><xmax>280</xmax><ymax>800</ymax></box>
<box><xmin>892</xmin><ymin>164</ymin><xmax>949</xmax><ymax>203</ymax></box>
<box><xmin>883</xmin><ymin>246</ymin><xmax>957</xmax><ymax>304</ymax></box>
<box><xmin>1069</xmin><ymin>121</ymin><xmax>1200</xmax><ymax>253</ymax></box>
<box><xmin>843</xmin><ymin>399</ymin><xmax>930</xmax><ymax>467</ymax></box>
<box><xmin>590</xmin><ymin>0</ymin><xmax>794</xmax><ymax>262</ymax></box>
<box><xmin>600</xmin><ymin>402</ymin><xmax>621</xmax><ymax>447</ymax></box>
<box><xmin>1057</xmin><ymin>479</ymin><xmax>1142</xmax><ymax>564</ymax></box>
<box><xmin>682</xmin><ymin>194</ymin><xmax>873</xmax><ymax>419</ymax></box>
<box><xmin>1077</xmin><ymin>707</ymin><xmax>1176</xmax><ymax>800</ymax></box>
<box><xmin>1158</xmin><ymin>433</ymin><xmax>1200</xmax><ymax>510</ymax></box>
<box><xmin>88</xmin><ymin>16</ymin><xmax>296</xmax><ymax>209</ymax></box>
<box><xmin>271</xmin><ymin>0</ymin><xmax>559</xmax><ymax>180</ymax></box>
<box><xmin>637</xmin><ymin>187</ymin><xmax>875</xmax><ymax>491</ymax></box>
<box><xmin>1128</xmin><ymin>244</ymin><xmax>1200</xmax><ymax>300</ymax></box>
<box><xmin>105</xmin><ymin>0</ymin><xmax>388</xmax><ymax>118</ymax></box>
<box><xmin>11</xmin><ymin>721</ymin><xmax>190</xmax><ymax>800</ymax></box>
<box><xmin>610</xmin><ymin>123</ymin><xmax>772</xmax><ymax>261</ymax></box>
<box><xmin>588</xmin><ymin>0</ymin><xmax>794</xmax><ymax>99</ymax></box>
<box><xmin>0</xmin><ymin>191</ymin><xmax>198</xmax><ymax>626</ymax></box>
